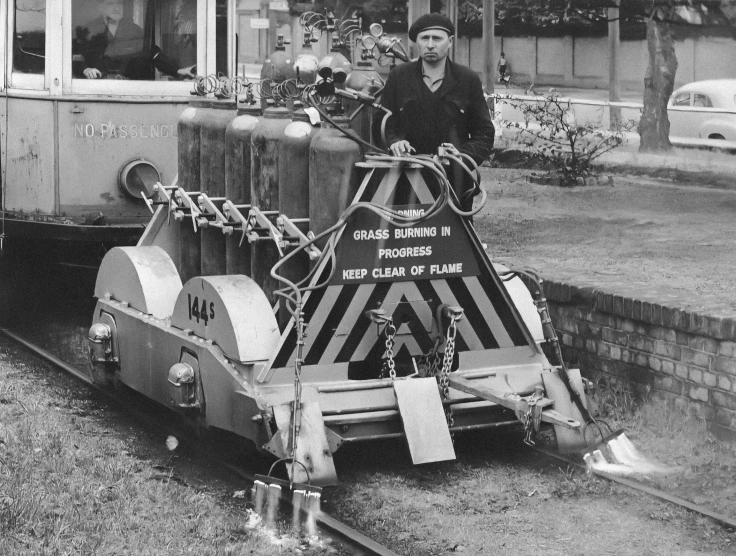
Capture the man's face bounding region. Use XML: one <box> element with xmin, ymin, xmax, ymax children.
<box><xmin>416</xmin><ymin>29</ymin><xmax>453</xmax><ymax>65</ymax></box>
<box><xmin>99</xmin><ymin>0</ymin><xmax>124</xmax><ymax>22</ymax></box>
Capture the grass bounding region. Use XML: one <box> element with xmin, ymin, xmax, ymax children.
<box><xmin>0</xmin><ymin>345</ymin><xmax>299</xmax><ymax>555</ymax></box>
<box><xmin>593</xmin><ymin>382</ymin><xmax>736</xmax><ymax>543</ymax></box>
<box><xmin>325</xmin><ymin>392</ymin><xmax>736</xmax><ymax>555</ymax></box>
<box><xmin>2</xmin><ymin>330</ymin><xmax>735</xmax><ymax>554</ymax></box>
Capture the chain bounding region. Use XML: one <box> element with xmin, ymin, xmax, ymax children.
<box><xmin>439</xmin><ymin>317</ymin><xmax>457</xmax><ymax>397</ymax></box>
<box><xmin>439</xmin><ymin>316</ymin><xmax>458</xmax><ymax>430</ymax></box>
<box><xmin>521</xmin><ymin>388</ymin><xmax>544</xmax><ymax>446</ymax></box>
<box><xmin>382</xmin><ymin>322</ymin><xmax>397</xmax><ymax>380</ymax></box>
<box><xmin>522</xmin><ymin>402</ymin><xmax>536</xmax><ymax>446</ymax></box>
<box><xmin>290</xmin><ymin>306</ymin><xmax>306</xmax><ymax>485</ymax></box>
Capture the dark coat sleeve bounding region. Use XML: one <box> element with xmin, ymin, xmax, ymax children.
<box><xmin>459</xmin><ymin>71</ymin><xmax>495</xmax><ymax>164</ymax></box>
<box><xmin>373</xmin><ymin>66</ymin><xmax>404</xmax><ymax>149</ymax></box>
<box><xmin>151</xmin><ymin>45</ymin><xmax>182</xmax><ymax>77</ymax></box>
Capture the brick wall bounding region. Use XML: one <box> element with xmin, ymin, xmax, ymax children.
<box><xmin>541</xmin><ymin>280</ymin><xmax>736</xmax><ymax>441</ymax></box>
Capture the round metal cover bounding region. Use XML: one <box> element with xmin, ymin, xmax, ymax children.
<box><xmin>119</xmin><ymin>159</ymin><xmax>160</xmax><ymax>199</ymax></box>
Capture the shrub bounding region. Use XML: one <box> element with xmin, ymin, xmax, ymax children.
<box><xmin>496</xmin><ymin>90</ymin><xmax>635</xmax><ymax>185</ymax></box>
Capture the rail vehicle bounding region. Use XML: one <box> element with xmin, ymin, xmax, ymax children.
<box><xmin>83</xmin><ymin>67</ymin><xmax>621</xmax><ymax>486</ymax></box>
<box><xmin>0</xmin><ymin>0</ymin><xmax>235</xmax><ymax>254</ymax></box>
<box><xmin>0</xmin><ymin>0</ymin><xmax>395</xmax><ymax>270</ymax></box>
<box><xmin>29</xmin><ymin>1</ymin><xmax>649</xmax><ymax>487</ymax></box>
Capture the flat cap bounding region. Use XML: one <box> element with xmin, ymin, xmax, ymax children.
<box><xmin>408</xmin><ymin>13</ymin><xmax>455</xmax><ymax>42</ymax></box>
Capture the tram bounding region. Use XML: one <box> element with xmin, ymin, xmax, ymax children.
<box><xmin>0</xmin><ymin>0</ymin><xmax>233</xmax><ymax>251</ymax></box>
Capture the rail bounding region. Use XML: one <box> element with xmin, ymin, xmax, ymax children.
<box><xmin>4</xmin><ymin>327</ymin><xmax>735</xmax><ymax>540</ymax></box>
<box><xmin>0</xmin><ymin>328</ymin><xmax>401</xmax><ymax>556</ymax></box>
<box><xmin>529</xmin><ymin>444</ymin><xmax>736</xmax><ymax>530</ymax></box>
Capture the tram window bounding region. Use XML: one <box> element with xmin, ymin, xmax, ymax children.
<box><xmin>13</xmin><ymin>0</ymin><xmax>46</xmax><ymax>74</ymax></box>
<box><xmin>72</xmin><ymin>0</ymin><xmax>197</xmax><ymax>81</ymax></box>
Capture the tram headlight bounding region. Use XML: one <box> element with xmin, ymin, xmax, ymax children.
<box><xmin>88</xmin><ymin>322</ymin><xmax>113</xmax><ymax>363</ymax></box>
<box><xmin>167</xmin><ymin>362</ymin><xmax>196</xmax><ymax>408</ymax></box>
<box><xmin>118</xmin><ymin>159</ymin><xmax>161</xmax><ymax>200</ymax></box>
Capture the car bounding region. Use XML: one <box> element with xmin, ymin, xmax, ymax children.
<box><xmin>667</xmin><ymin>79</ymin><xmax>736</xmax><ymax>141</ymax></box>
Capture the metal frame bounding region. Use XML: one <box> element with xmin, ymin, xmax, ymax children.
<box><xmin>2</xmin><ymin>0</ymin><xmax>234</xmax><ymax>98</ymax></box>
<box><xmin>5</xmin><ymin>0</ymin><xmax>45</xmax><ymax>91</ymax></box>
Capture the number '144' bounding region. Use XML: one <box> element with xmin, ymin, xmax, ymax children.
<box><xmin>188</xmin><ymin>294</ymin><xmax>215</xmax><ymax>324</ymax></box>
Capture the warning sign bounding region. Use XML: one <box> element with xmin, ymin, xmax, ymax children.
<box><xmin>334</xmin><ymin>204</ymin><xmax>479</xmax><ymax>284</ymax></box>
<box><xmin>262</xmin><ymin>163</ymin><xmax>532</xmax><ymax>381</ymax></box>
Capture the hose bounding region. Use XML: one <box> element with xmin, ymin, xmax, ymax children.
<box><xmin>497</xmin><ymin>266</ymin><xmax>610</xmax><ymax>443</ymax></box>
<box><xmin>269</xmin><ymin>150</ymin><xmax>472</xmax><ymax>318</ymax></box>
<box><xmin>304</xmin><ymin>92</ymin><xmax>386</xmax><ymax>155</ymax></box>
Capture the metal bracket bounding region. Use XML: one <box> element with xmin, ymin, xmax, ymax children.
<box><xmin>143</xmin><ymin>182</ymin><xmax>177</xmax><ymax>218</ymax></box>
<box><xmin>248</xmin><ymin>207</ymin><xmax>286</xmax><ymax>256</ymax></box>
<box><xmin>221</xmin><ymin>201</ymin><xmax>252</xmax><ymax>247</ymax></box>
<box><xmin>433</xmin><ymin>304</ymin><xmax>464</xmax><ymax>342</ymax></box>
<box><xmin>173</xmin><ymin>187</ymin><xmax>203</xmax><ymax>231</ymax></box>
<box><xmin>196</xmin><ymin>194</ymin><xmax>228</xmax><ymax>230</ymax></box>
<box><xmin>364</xmin><ymin>308</ymin><xmax>393</xmax><ymax>337</ymax></box>
<box><xmin>276</xmin><ymin>215</ymin><xmax>322</xmax><ymax>260</ymax></box>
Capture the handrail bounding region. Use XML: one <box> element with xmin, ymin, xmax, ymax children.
<box><xmin>487</xmin><ymin>92</ymin><xmax>644</xmax><ymax>110</ymax></box>
<box><xmin>490</xmin><ymin>92</ymin><xmax>736</xmax><ymax>152</ymax></box>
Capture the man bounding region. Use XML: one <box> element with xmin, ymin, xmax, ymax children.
<box><xmin>374</xmin><ymin>13</ymin><xmax>494</xmax><ymax>209</ymax></box>
<box><xmin>79</xmin><ymin>0</ymin><xmax>195</xmax><ymax>80</ymax></box>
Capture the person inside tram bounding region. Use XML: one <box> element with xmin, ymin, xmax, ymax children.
<box><xmin>76</xmin><ymin>0</ymin><xmax>196</xmax><ymax>80</ymax></box>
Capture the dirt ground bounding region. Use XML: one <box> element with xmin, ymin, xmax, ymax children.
<box><xmin>474</xmin><ymin>163</ymin><xmax>736</xmax><ymax>316</ymax></box>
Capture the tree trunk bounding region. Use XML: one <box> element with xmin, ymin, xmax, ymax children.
<box><xmin>639</xmin><ymin>17</ymin><xmax>677</xmax><ymax>152</ymax></box>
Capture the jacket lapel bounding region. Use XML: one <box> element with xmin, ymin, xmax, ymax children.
<box><xmin>407</xmin><ymin>60</ymin><xmax>426</xmax><ymax>99</ymax></box>
<box><xmin>438</xmin><ymin>59</ymin><xmax>460</xmax><ymax>99</ymax></box>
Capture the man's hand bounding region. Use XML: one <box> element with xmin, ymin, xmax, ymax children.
<box><xmin>389</xmin><ymin>140</ymin><xmax>415</xmax><ymax>157</ymax></box>
<box><xmin>83</xmin><ymin>68</ymin><xmax>102</xmax><ymax>79</ymax></box>
<box><xmin>177</xmin><ymin>65</ymin><xmax>196</xmax><ymax>80</ymax></box>
<box><xmin>440</xmin><ymin>143</ymin><xmax>460</xmax><ymax>157</ymax></box>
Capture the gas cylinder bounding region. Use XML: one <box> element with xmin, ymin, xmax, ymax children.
<box><xmin>250</xmin><ymin>105</ymin><xmax>291</xmax><ymax>306</ymax></box>
<box><xmin>309</xmin><ymin>115</ymin><xmax>363</xmax><ymax>246</ymax></box>
<box><xmin>177</xmin><ymin>99</ymin><xmax>208</xmax><ymax>284</ymax></box>
<box><xmin>260</xmin><ymin>35</ymin><xmax>295</xmax><ymax>109</ymax></box>
<box><xmin>293</xmin><ymin>32</ymin><xmax>319</xmax><ymax>87</ymax></box>
<box><xmin>224</xmin><ymin>101</ymin><xmax>262</xmax><ymax>276</ymax></box>
<box><xmin>277</xmin><ymin>108</ymin><xmax>316</xmax><ymax>326</ymax></box>
<box><xmin>344</xmin><ymin>58</ymin><xmax>383</xmax><ymax>144</ymax></box>
<box><xmin>199</xmin><ymin>99</ymin><xmax>237</xmax><ymax>277</ymax></box>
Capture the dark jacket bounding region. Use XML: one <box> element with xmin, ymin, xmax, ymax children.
<box><xmin>374</xmin><ymin>59</ymin><xmax>495</xmax><ymax>165</ymax></box>
<box><xmin>78</xmin><ymin>17</ymin><xmax>181</xmax><ymax>80</ymax></box>
<box><xmin>79</xmin><ymin>17</ymin><xmax>146</xmax><ymax>78</ymax></box>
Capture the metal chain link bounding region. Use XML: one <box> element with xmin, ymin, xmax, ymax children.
<box><xmin>522</xmin><ymin>401</ymin><xmax>536</xmax><ymax>446</ymax></box>
<box><xmin>439</xmin><ymin>317</ymin><xmax>458</xmax><ymax>430</ymax></box>
<box><xmin>521</xmin><ymin>388</ymin><xmax>544</xmax><ymax>446</ymax></box>
<box><xmin>381</xmin><ymin>322</ymin><xmax>397</xmax><ymax>380</ymax></box>
<box><xmin>385</xmin><ymin>322</ymin><xmax>397</xmax><ymax>380</ymax></box>
<box><xmin>439</xmin><ymin>317</ymin><xmax>457</xmax><ymax>398</ymax></box>
<box><xmin>417</xmin><ymin>337</ymin><xmax>441</xmax><ymax>377</ymax></box>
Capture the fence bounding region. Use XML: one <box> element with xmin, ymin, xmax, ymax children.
<box><xmin>456</xmin><ymin>35</ymin><xmax>736</xmax><ymax>91</ymax></box>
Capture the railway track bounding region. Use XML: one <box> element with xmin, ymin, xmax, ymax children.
<box><xmin>1</xmin><ymin>328</ymin><xmax>400</xmax><ymax>556</ymax></box>
<box><xmin>4</xmin><ymin>327</ymin><xmax>735</xmax><ymax>550</ymax></box>
<box><xmin>529</xmin><ymin>445</ymin><xmax>736</xmax><ymax>530</ymax></box>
